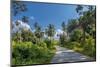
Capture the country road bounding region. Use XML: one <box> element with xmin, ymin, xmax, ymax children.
<box><xmin>51</xmin><ymin>46</ymin><xmax>95</xmax><ymax>63</ymax></box>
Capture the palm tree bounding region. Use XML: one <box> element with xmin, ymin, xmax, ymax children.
<box><xmin>67</xmin><ymin>19</ymin><xmax>79</xmax><ymax>33</ymax></box>
<box><xmin>62</xmin><ymin>22</ymin><xmax>66</xmax><ymax>32</ymax></box>
<box><xmin>60</xmin><ymin>22</ymin><xmax>68</xmax><ymax>45</ymax></box>
<box><xmin>34</xmin><ymin>22</ymin><xmax>43</xmax><ymax>43</ymax></box>
<box><xmin>76</xmin><ymin>5</ymin><xmax>89</xmax><ymax>44</ymax></box>
<box><xmin>76</xmin><ymin>5</ymin><xmax>96</xmax><ymax>44</ymax></box>
<box><xmin>12</xmin><ymin>1</ymin><xmax>27</xmax><ymax>16</ymax></box>
<box><xmin>15</xmin><ymin>20</ymin><xmax>22</xmax><ymax>42</ymax></box>
<box><xmin>76</xmin><ymin>5</ymin><xmax>83</xmax><ymax>15</ymax></box>
<box><xmin>45</xmin><ymin>24</ymin><xmax>55</xmax><ymax>43</ymax></box>
<box><xmin>22</xmin><ymin>16</ymin><xmax>29</xmax><ymax>23</ymax></box>
<box><xmin>34</xmin><ymin>22</ymin><xmax>40</xmax><ymax>31</ymax></box>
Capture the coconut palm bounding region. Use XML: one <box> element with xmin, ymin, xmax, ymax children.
<box><xmin>76</xmin><ymin>5</ymin><xmax>96</xmax><ymax>44</ymax></box>
<box><xmin>62</xmin><ymin>22</ymin><xmax>66</xmax><ymax>32</ymax></box>
<box><xmin>67</xmin><ymin>19</ymin><xmax>79</xmax><ymax>33</ymax></box>
<box><xmin>12</xmin><ymin>1</ymin><xmax>27</xmax><ymax>16</ymax></box>
<box><xmin>22</xmin><ymin>16</ymin><xmax>29</xmax><ymax>23</ymax></box>
<box><xmin>15</xmin><ymin>20</ymin><xmax>22</xmax><ymax>42</ymax></box>
<box><xmin>45</xmin><ymin>24</ymin><xmax>55</xmax><ymax>42</ymax></box>
<box><xmin>33</xmin><ymin>22</ymin><xmax>44</xmax><ymax>44</ymax></box>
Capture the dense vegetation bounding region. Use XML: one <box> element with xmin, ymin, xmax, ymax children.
<box><xmin>12</xmin><ymin>1</ymin><xmax>96</xmax><ymax>65</ymax></box>
<box><xmin>59</xmin><ymin>6</ymin><xmax>96</xmax><ymax>58</ymax></box>
<box><xmin>12</xmin><ymin>24</ymin><xmax>58</xmax><ymax>65</ymax></box>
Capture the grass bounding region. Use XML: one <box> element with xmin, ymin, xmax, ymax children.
<box><xmin>62</xmin><ymin>41</ymin><xmax>96</xmax><ymax>59</ymax></box>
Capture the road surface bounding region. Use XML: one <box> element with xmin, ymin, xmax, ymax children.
<box><xmin>51</xmin><ymin>46</ymin><xmax>94</xmax><ymax>63</ymax></box>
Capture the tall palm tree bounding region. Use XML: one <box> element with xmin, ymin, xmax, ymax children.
<box><xmin>12</xmin><ymin>1</ymin><xmax>27</xmax><ymax>16</ymax></box>
<box><xmin>15</xmin><ymin>20</ymin><xmax>22</xmax><ymax>42</ymax></box>
<box><xmin>22</xmin><ymin>16</ymin><xmax>29</xmax><ymax>23</ymax></box>
<box><xmin>60</xmin><ymin>22</ymin><xmax>68</xmax><ymax>45</ymax></box>
<box><xmin>76</xmin><ymin>5</ymin><xmax>96</xmax><ymax>44</ymax></box>
<box><xmin>62</xmin><ymin>22</ymin><xmax>66</xmax><ymax>32</ymax></box>
<box><xmin>45</xmin><ymin>24</ymin><xmax>55</xmax><ymax>42</ymax></box>
<box><xmin>76</xmin><ymin>5</ymin><xmax>83</xmax><ymax>15</ymax></box>
<box><xmin>67</xmin><ymin>19</ymin><xmax>79</xmax><ymax>33</ymax></box>
<box><xmin>34</xmin><ymin>22</ymin><xmax>43</xmax><ymax>43</ymax></box>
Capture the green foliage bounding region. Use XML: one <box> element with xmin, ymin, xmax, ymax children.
<box><xmin>62</xmin><ymin>22</ymin><xmax>66</xmax><ymax>32</ymax></box>
<box><xmin>12</xmin><ymin>1</ymin><xmax>27</xmax><ymax>16</ymax></box>
<box><xmin>62</xmin><ymin>36</ymin><xmax>96</xmax><ymax>58</ymax></box>
<box><xmin>59</xmin><ymin>33</ymin><xmax>67</xmax><ymax>46</ymax></box>
<box><xmin>44</xmin><ymin>39</ymin><xmax>58</xmax><ymax>49</ymax></box>
<box><xmin>60</xmin><ymin>6</ymin><xmax>96</xmax><ymax>58</ymax></box>
<box><xmin>22</xmin><ymin>16</ymin><xmax>29</xmax><ymax>23</ymax></box>
<box><xmin>45</xmin><ymin>24</ymin><xmax>55</xmax><ymax>38</ymax></box>
<box><xmin>12</xmin><ymin>32</ymin><xmax>20</xmax><ymax>41</ymax></box>
<box><xmin>21</xmin><ymin>30</ymin><xmax>34</xmax><ymax>42</ymax></box>
<box><xmin>12</xmin><ymin>41</ymin><xmax>55</xmax><ymax>65</ymax></box>
<box><xmin>12</xmin><ymin>22</ymin><xmax>57</xmax><ymax>65</ymax></box>
<box><xmin>12</xmin><ymin>41</ymin><xmax>34</xmax><ymax>64</ymax></box>
<box><xmin>76</xmin><ymin>5</ymin><xmax>83</xmax><ymax>15</ymax></box>
<box><xmin>70</xmin><ymin>29</ymin><xmax>82</xmax><ymax>42</ymax></box>
<box><xmin>34</xmin><ymin>22</ymin><xmax>44</xmax><ymax>39</ymax></box>
<box><xmin>82</xmin><ymin>37</ymin><xmax>96</xmax><ymax>57</ymax></box>
<box><xmin>64</xmin><ymin>41</ymin><xmax>81</xmax><ymax>49</ymax></box>
<box><xmin>51</xmin><ymin>40</ymin><xmax>59</xmax><ymax>46</ymax></box>
<box><xmin>12</xmin><ymin>4</ymin><xmax>96</xmax><ymax>65</ymax></box>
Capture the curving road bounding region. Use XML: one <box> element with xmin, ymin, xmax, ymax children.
<box><xmin>51</xmin><ymin>46</ymin><xmax>95</xmax><ymax>63</ymax></box>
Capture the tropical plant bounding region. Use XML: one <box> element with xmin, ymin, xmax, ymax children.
<box><xmin>45</xmin><ymin>24</ymin><xmax>55</xmax><ymax>40</ymax></box>
<box><xmin>22</xmin><ymin>16</ymin><xmax>29</xmax><ymax>23</ymax></box>
<box><xmin>76</xmin><ymin>5</ymin><xmax>96</xmax><ymax>45</ymax></box>
<box><xmin>12</xmin><ymin>1</ymin><xmax>27</xmax><ymax>16</ymax></box>
<box><xmin>62</xmin><ymin>22</ymin><xmax>66</xmax><ymax>32</ymax></box>
<box><xmin>67</xmin><ymin>19</ymin><xmax>79</xmax><ymax>33</ymax></box>
<box><xmin>70</xmin><ymin>29</ymin><xmax>82</xmax><ymax>42</ymax></box>
<box><xmin>34</xmin><ymin>22</ymin><xmax>44</xmax><ymax>39</ymax></box>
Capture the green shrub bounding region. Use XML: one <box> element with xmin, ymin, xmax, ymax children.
<box><xmin>64</xmin><ymin>37</ymin><xmax>96</xmax><ymax>58</ymax></box>
<box><xmin>52</xmin><ymin>40</ymin><xmax>59</xmax><ymax>46</ymax></box>
<box><xmin>64</xmin><ymin>41</ymin><xmax>81</xmax><ymax>49</ymax></box>
<box><xmin>44</xmin><ymin>39</ymin><xmax>57</xmax><ymax>49</ymax></box>
<box><xmin>82</xmin><ymin>37</ymin><xmax>96</xmax><ymax>58</ymax></box>
<box><xmin>12</xmin><ymin>41</ymin><xmax>55</xmax><ymax>65</ymax></box>
<box><xmin>70</xmin><ymin>29</ymin><xmax>82</xmax><ymax>42</ymax></box>
<box><xmin>44</xmin><ymin>39</ymin><xmax>50</xmax><ymax>47</ymax></box>
<box><xmin>37</xmin><ymin>40</ymin><xmax>47</xmax><ymax>48</ymax></box>
<box><xmin>12</xmin><ymin>41</ymin><xmax>37</xmax><ymax>64</ymax></box>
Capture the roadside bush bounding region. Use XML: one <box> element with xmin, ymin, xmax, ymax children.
<box><xmin>37</xmin><ymin>40</ymin><xmax>47</xmax><ymax>48</ymax></box>
<box><xmin>65</xmin><ymin>41</ymin><xmax>81</xmax><ymax>49</ymax></box>
<box><xmin>44</xmin><ymin>39</ymin><xmax>57</xmax><ymax>49</ymax></box>
<box><xmin>64</xmin><ymin>36</ymin><xmax>96</xmax><ymax>58</ymax></box>
<box><xmin>82</xmin><ymin>37</ymin><xmax>96</xmax><ymax>58</ymax></box>
<box><xmin>52</xmin><ymin>40</ymin><xmax>59</xmax><ymax>46</ymax></box>
<box><xmin>44</xmin><ymin>39</ymin><xmax>50</xmax><ymax>47</ymax></box>
<box><xmin>12</xmin><ymin>41</ymin><xmax>55</xmax><ymax>65</ymax></box>
<box><xmin>70</xmin><ymin>29</ymin><xmax>82</xmax><ymax>42</ymax></box>
<box><xmin>12</xmin><ymin>41</ymin><xmax>36</xmax><ymax>64</ymax></box>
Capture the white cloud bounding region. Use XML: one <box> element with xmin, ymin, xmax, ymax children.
<box><xmin>56</xmin><ymin>29</ymin><xmax>63</xmax><ymax>35</ymax></box>
<box><xmin>54</xmin><ymin>29</ymin><xmax>63</xmax><ymax>40</ymax></box>
<box><xmin>30</xmin><ymin>16</ymin><xmax>35</xmax><ymax>20</ymax></box>
<box><xmin>54</xmin><ymin>29</ymin><xmax>68</xmax><ymax>40</ymax></box>
<box><xmin>12</xmin><ymin>20</ymin><xmax>31</xmax><ymax>33</ymax></box>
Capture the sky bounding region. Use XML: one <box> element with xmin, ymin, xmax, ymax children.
<box><xmin>12</xmin><ymin>2</ymin><xmax>80</xmax><ymax>31</ymax></box>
